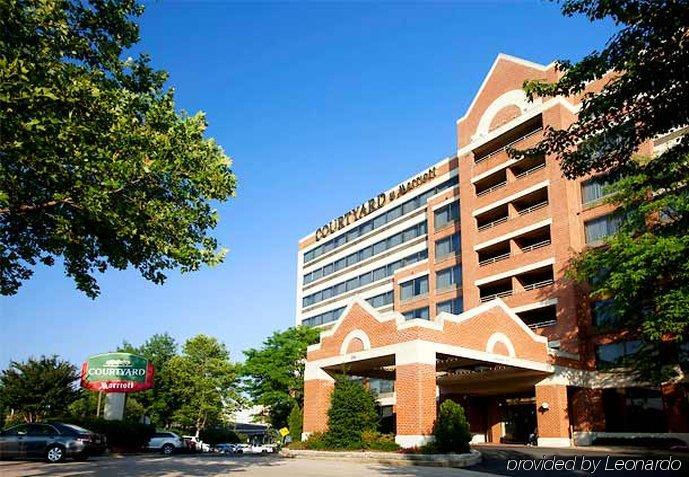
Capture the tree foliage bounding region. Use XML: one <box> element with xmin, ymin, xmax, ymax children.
<box><xmin>431</xmin><ymin>400</ymin><xmax>471</xmax><ymax>454</ymax></box>
<box><xmin>241</xmin><ymin>326</ymin><xmax>320</xmax><ymax>428</ymax></box>
<box><xmin>166</xmin><ymin>335</ymin><xmax>240</xmax><ymax>437</ymax></box>
<box><xmin>517</xmin><ymin>0</ymin><xmax>689</xmax><ymax>382</ymax></box>
<box><xmin>0</xmin><ymin>355</ymin><xmax>80</xmax><ymax>422</ymax></box>
<box><xmin>118</xmin><ymin>333</ymin><xmax>178</xmax><ymax>425</ymax></box>
<box><xmin>287</xmin><ymin>403</ymin><xmax>303</xmax><ymax>440</ymax></box>
<box><xmin>0</xmin><ymin>0</ymin><xmax>236</xmax><ymax>298</ymax></box>
<box><xmin>324</xmin><ymin>377</ymin><xmax>378</xmax><ymax>449</ymax></box>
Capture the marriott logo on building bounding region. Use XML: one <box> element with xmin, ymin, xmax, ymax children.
<box><xmin>315</xmin><ymin>166</ymin><xmax>437</xmax><ymax>241</ymax></box>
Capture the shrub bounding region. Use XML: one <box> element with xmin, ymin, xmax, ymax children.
<box><xmin>287</xmin><ymin>404</ymin><xmax>303</xmax><ymax>441</ymax></box>
<box><xmin>199</xmin><ymin>426</ymin><xmax>241</xmax><ymax>445</ymax></box>
<box><xmin>431</xmin><ymin>400</ymin><xmax>471</xmax><ymax>453</ymax></box>
<box><xmin>325</xmin><ymin>377</ymin><xmax>378</xmax><ymax>448</ymax></box>
<box><xmin>62</xmin><ymin>417</ymin><xmax>156</xmax><ymax>451</ymax></box>
<box><xmin>361</xmin><ymin>430</ymin><xmax>399</xmax><ymax>451</ymax></box>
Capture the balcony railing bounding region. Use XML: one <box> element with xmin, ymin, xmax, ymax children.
<box><xmin>517</xmin><ymin>201</ymin><xmax>549</xmax><ymax>216</ymax></box>
<box><xmin>480</xmin><ymin>290</ymin><xmax>513</xmax><ymax>302</ymax></box>
<box><xmin>526</xmin><ymin>319</ymin><xmax>557</xmax><ymax>330</ymax></box>
<box><xmin>520</xmin><ymin>239</ymin><xmax>551</xmax><ymax>253</ymax></box>
<box><xmin>514</xmin><ymin>162</ymin><xmax>546</xmax><ymax>179</ymax></box>
<box><xmin>478</xmin><ymin>252</ymin><xmax>511</xmax><ymax>266</ymax></box>
<box><xmin>476</xmin><ymin>180</ymin><xmax>507</xmax><ymax>197</ymax></box>
<box><xmin>477</xmin><ymin>216</ymin><xmax>508</xmax><ymax>232</ymax></box>
<box><xmin>474</xmin><ymin>127</ymin><xmax>543</xmax><ymax>165</ymax></box>
<box><xmin>522</xmin><ymin>278</ymin><xmax>554</xmax><ymax>291</ymax></box>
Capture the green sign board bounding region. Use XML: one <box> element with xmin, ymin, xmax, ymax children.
<box><xmin>80</xmin><ymin>352</ymin><xmax>154</xmax><ymax>393</ymax></box>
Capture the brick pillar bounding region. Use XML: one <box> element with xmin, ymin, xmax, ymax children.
<box><xmin>487</xmin><ymin>399</ymin><xmax>503</xmax><ymax>443</ymax></box>
<box><xmin>395</xmin><ymin>346</ymin><xmax>436</xmax><ymax>448</ymax></box>
<box><xmin>302</xmin><ymin>363</ymin><xmax>334</xmax><ymax>440</ymax></box>
<box><xmin>535</xmin><ymin>384</ymin><xmax>571</xmax><ymax>447</ymax></box>
<box><xmin>662</xmin><ymin>383</ymin><xmax>689</xmax><ymax>433</ymax></box>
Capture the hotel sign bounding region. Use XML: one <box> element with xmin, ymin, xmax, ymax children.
<box><xmin>80</xmin><ymin>352</ymin><xmax>155</xmax><ymax>393</ymax></box>
<box><xmin>315</xmin><ymin>167</ymin><xmax>437</xmax><ymax>241</ymax></box>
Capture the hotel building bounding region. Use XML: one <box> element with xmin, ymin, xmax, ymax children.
<box><xmin>297</xmin><ymin>54</ymin><xmax>689</xmax><ymax>448</ymax></box>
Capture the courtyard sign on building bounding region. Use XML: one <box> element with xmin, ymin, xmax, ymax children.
<box><xmin>80</xmin><ymin>352</ymin><xmax>154</xmax><ymax>393</ymax></box>
<box><xmin>315</xmin><ymin>166</ymin><xmax>437</xmax><ymax>241</ymax></box>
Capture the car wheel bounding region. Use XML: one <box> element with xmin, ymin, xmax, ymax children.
<box><xmin>161</xmin><ymin>443</ymin><xmax>175</xmax><ymax>455</ymax></box>
<box><xmin>262</xmin><ymin>449</ymin><xmax>268</xmax><ymax>454</ymax></box>
<box><xmin>237</xmin><ymin>449</ymin><xmax>243</xmax><ymax>454</ymax></box>
<box><xmin>45</xmin><ymin>445</ymin><xmax>66</xmax><ymax>463</ymax></box>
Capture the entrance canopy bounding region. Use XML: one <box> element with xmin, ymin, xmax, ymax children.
<box><xmin>305</xmin><ymin>297</ymin><xmax>553</xmax><ymax>380</ymax></box>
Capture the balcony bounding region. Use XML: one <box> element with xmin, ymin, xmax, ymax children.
<box><xmin>478</xmin><ymin>242</ymin><xmax>511</xmax><ymax>267</ymax></box>
<box><xmin>517</xmin><ymin>304</ymin><xmax>557</xmax><ymax>329</ymax></box>
<box><xmin>479</xmin><ymin>278</ymin><xmax>513</xmax><ymax>303</ymax></box>
<box><xmin>473</xmin><ymin>116</ymin><xmax>544</xmax><ymax>165</ymax></box>
<box><xmin>516</xmin><ymin>266</ymin><xmax>555</xmax><ymax>291</ymax></box>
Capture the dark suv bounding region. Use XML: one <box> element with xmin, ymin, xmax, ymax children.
<box><xmin>0</xmin><ymin>423</ymin><xmax>105</xmax><ymax>463</ymax></box>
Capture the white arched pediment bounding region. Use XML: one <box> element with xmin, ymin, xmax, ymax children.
<box><xmin>339</xmin><ymin>329</ymin><xmax>372</xmax><ymax>355</ymax></box>
<box><xmin>474</xmin><ymin>89</ymin><xmax>539</xmax><ymax>140</ymax></box>
<box><xmin>486</xmin><ymin>332</ymin><xmax>516</xmax><ymax>357</ymax></box>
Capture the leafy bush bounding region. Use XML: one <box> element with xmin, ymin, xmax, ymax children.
<box><xmin>62</xmin><ymin>417</ymin><xmax>156</xmax><ymax>451</ymax></box>
<box><xmin>325</xmin><ymin>377</ymin><xmax>378</xmax><ymax>448</ymax></box>
<box><xmin>431</xmin><ymin>400</ymin><xmax>471</xmax><ymax>453</ymax></box>
<box><xmin>361</xmin><ymin>430</ymin><xmax>399</xmax><ymax>451</ymax></box>
<box><xmin>199</xmin><ymin>426</ymin><xmax>241</xmax><ymax>445</ymax></box>
<box><xmin>287</xmin><ymin>404</ymin><xmax>303</xmax><ymax>440</ymax></box>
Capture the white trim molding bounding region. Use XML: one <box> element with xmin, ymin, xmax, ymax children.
<box><xmin>537</xmin><ymin>437</ymin><xmax>571</xmax><ymax>448</ymax></box>
<box><xmin>339</xmin><ymin>329</ymin><xmax>371</xmax><ymax>355</ymax></box>
<box><xmin>486</xmin><ymin>332</ymin><xmax>517</xmax><ymax>357</ymax></box>
<box><xmin>395</xmin><ymin>435</ymin><xmax>434</xmax><ymax>449</ymax></box>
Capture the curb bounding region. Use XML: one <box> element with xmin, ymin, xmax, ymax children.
<box><xmin>280</xmin><ymin>448</ymin><xmax>482</xmax><ymax>468</ymax></box>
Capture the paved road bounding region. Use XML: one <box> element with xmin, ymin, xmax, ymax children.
<box><xmin>0</xmin><ymin>453</ymin><xmax>496</xmax><ymax>477</ymax></box>
<box><xmin>2</xmin><ymin>447</ymin><xmax>687</xmax><ymax>476</ymax></box>
<box><xmin>469</xmin><ymin>445</ymin><xmax>689</xmax><ymax>477</ymax></box>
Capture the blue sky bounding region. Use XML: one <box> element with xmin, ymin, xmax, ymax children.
<box><xmin>1</xmin><ymin>1</ymin><xmax>617</xmax><ymax>368</ymax></box>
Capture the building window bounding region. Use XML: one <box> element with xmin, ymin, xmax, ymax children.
<box><xmin>602</xmin><ymin>388</ymin><xmax>667</xmax><ymax>433</ymax></box>
<box><xmin>303</xmin><ymin>221</ymin><xmax>427</xmax><ymax>285</ymax></box>
<box><xmin>402</xmin><ymin>306</ymin><xmax>429</xmax><ymax>320</ymax></box>
<box><xmin>302</xmin><ymin>249</ymin><xmax>428</xmax><ymax>308</ymax></box>
<box><xmin>581</xmin><ymin>177</ymin><xmax>611</xmax><ymax>205</ymax></box>
<box><xmin>437</xmin><ymin>297</ymin><xmax>463</xmax><ymax>315</ymax></box>
<box><xmin>435</xmin><ymin>234</ymin><xmax>460</xmax><ymax>260</ymax></box>
<box><xmin>434</xmin><ymin>202</ymin><xmax>459</xmax><ymax>231</ymax></box>
<box><xmin>303</xmin><ymin>176</ymin><xmax>459</xmax><ymax>263</ymax></box>
<box><xmin>585</xmin><ymin>214</ymin><xmax>622</xmax><ymax>244</ymax></box>
<box><xmin>400</xmin><ymin>275</ymin><xmax>429</xmax><ymax>301</ymax></box>
<box><xmin>592</xmin><ymin>300</ymin><xmax>616</xmax><ymax>328</ymax></box>
<box><xmin>596</xmin><ymin>340</ymin><xmax>642</xmax><ymax>368</ymax></box>
<box><xmin>302</xmin><ymin>306</ymin><xmax>345</xmax><ymax>327</ymax></box>
<box><xmin>366</xmin><ymin>291</ymin><xmax>393</xmax><ymax>308</ymax></box>
<box><xmin>436</xmin><ymin>265</ymin><xmax>462</xmax><ymax>291</ymax></box>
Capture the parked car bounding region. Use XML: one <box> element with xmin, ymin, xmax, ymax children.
<box><xmin>213</xmin><ymin>443</ymin><xmax>237</xmax><ymax>453</ymax></box>
<box><xmin>0</xmin><ymin>422</ymin><xmax>105</xmax><ymax>463</ymax></box>
<box><xmin>146</xmin><ymin>431</ymin><xmax>184</xmax><ymax>455</ymax></box>
<box><xmin>182</xmin><ymin>435</ymin><xmax>210</xmax><ymax>452</ymax></box>
<box><xmin>235</xmin><ymin>443</ymin><xmax>273</xmax><ymax>454</ymax></box>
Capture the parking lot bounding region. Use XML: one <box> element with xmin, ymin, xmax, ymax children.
<box><xmin>0</xmin><ymin>453</ymin><xmax>495</xmax><ymax>477</ymax></box>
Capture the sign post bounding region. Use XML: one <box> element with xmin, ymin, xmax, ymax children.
<box><xmin>80</xmin><ymin>353</ymin><xmax>155</xmax><ymax>421</ymax></box>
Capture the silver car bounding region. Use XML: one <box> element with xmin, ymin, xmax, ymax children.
<box><xmin>0</xmin><ymin>423</ymin><xmax>105</xmax><ymax>463</ymax></box>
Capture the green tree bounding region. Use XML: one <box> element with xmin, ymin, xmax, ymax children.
<box><xmin>167</xmin><ymin>335</ymin><xmax>240</xmax><ymax>437</ymax></box>
<box><xmin>287</xmin><ymin>403</ymin><xmax>303</xmax><ymax>441</ymax></box>
<box><xmin>325</xmin><ymin>377</ymin><xmax>378</xmax><ymax>449</ymax></box>
<box><xmin>241</xmin><ymin>326</ymin><xmax>320</xmax><ymax>428</ymax></box>
<box><xmin>431</xmin><ymin>400</ymin><xmax>471</xmax><ymax>453</ymax></box>
<box><xmin>119</xmin><ymin>333</ymin><xmax>178</xmax><ymax>425</ymax></box>
<box><xmin>516</xmin><ymin>0</ymin><xmax>689</xmax><ymax>382</ymax></box>
<box><xmin>0</xmin><ymin>356</ymin><xmax>80</xmax><ymax>422</ymax></box>
<box><xmin>0</xmin><ymin>0</ymin><xmax>236</xmax><ymax>298</ymax></box>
